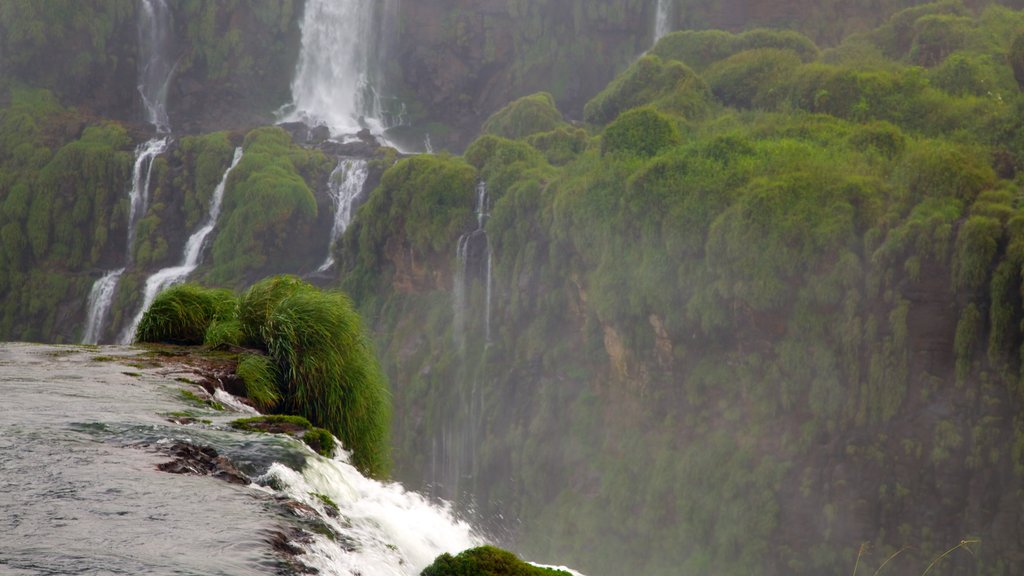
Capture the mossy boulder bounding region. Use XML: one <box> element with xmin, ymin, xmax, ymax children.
<box><xmin>421</xmin><ymin>546</ymin><xmax>571</xmax><ymax>576</ymax></box>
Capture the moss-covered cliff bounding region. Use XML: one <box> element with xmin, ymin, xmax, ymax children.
<box><xmin>337</xmin><ymin>3</ymin><xmax>1024</xmax><ymax>575</ymax></box>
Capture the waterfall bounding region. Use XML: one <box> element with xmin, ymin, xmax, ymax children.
<box><xmin>138</xmin><ymin>0</ymin><xmax>174</xmax><ymax>133</ymax></box>
<box><xmin>316</xmin><ymin>158</ymin><xmax>369</xmax><ymax>273</ymax></box>
<box><xmin>452</xmin><ymin>181</ymin><xmax>492</xmax><ymax>349</ymax></box>
<box><xmin>127</xmin><ymin>137</ymin><xmax>170</xmax><ymax>256</ymax></box>
<box><xmin>81</xmin><ymin>269</ymin><xmax>125</xmax><ymax>344</ymax></box>
<box><xmin>119</xmin><ymin>147</ymin><xmax>244</xmax><ymax>343</ymax></box>
<box><xmin>284</xmin><ymin>0</ymin><xmax>400</xmax><ymax>136</ymax></box>
<box><xmin>80</xmin><ymin>136</ymin><xmax>169</xmax><ymax>344</ymax></box>
<box><xmin>263</xmin><ymin>455</ymin><xmax>481</xmax><ymax>574</ymax></box>
<box><xmin>654</xmin><ymin>0</ymin><xmax>672</xmax><ymax>43</ymax></box>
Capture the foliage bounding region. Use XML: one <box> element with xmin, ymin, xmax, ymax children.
<box><xmin>235</xmin><ymin>353</ymin><xmax>281</xmax><ymax>411</ymax></box>
<box><xmin>583</xmin><ymin>54</ymin><xmax>710</xmax><ymax>125</ymax></box>
<box><xmin>134</xmin><ymin>284</ymin><xmax>236</xmax><ymax>345</ymax></box>
<box><xmin>481</xmin><ymin>92</ymin><xmax>565</xmax><ymax>140</ymax></box>
<box><xmin>207</xmin><ymin>127</ymin><xmax>329</xmax><ymax>286</ymax></box>
<box><xmin>236</xmin><ymin>276</ymin><xmax>391</xmax><ymax>477</ymax></box>
<box><xmin>421</xmin><ymin>546</ymin><xmax>570</xmax><ymax>576</ymax></box>
<box><xmin>601</xmin><ymin>107</ymin><xmax>681</xmax><ymax>157</ymax></box>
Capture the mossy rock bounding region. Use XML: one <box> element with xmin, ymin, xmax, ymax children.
<box><xmin>230</xmin><ymin>415</ymin><xmax>336</xmax><ymax>457</ymax></box>
<box><xmin>601</xmin><ymin>106</ymin><xmax>681</xmax><ymax>158</ymax></box>
<box><xmin>583</xmin><ymin>54</ymin><xmax>710</xmax><ymax>125</ymax></box>
<box><xmin>420</xmin><ymin>546</ymin><xmax>571</xmax><ymax>576</ymax></box>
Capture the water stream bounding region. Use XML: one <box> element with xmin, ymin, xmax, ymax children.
<box><xmin>120</xmin><ymin>147</ymin><xmax>244</xmax><ymax>344</ymax></box>
<box><xmin>316</xmin><ymin>159</ymin><xmax>369</xmax><ymax>273</ymax></box>
<box><xmin>138</xmin><ymin>0</ymin><xmax>174</xmax><ymax>134</ymax></box>
<box><xmin>654</xmin><ymin>0</ymin><xmax>672</xmax><ymax>43</ymax></box>
<box><xmin>0</xmin><ymin>343</ymin><xmax>485</xmax><ymax>575</ymax></box>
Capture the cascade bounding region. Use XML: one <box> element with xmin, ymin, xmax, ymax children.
<box><xmin>316</xmin><ymin>158</ymin><xmax>369</xmax><ymax>273</ymax></box>
<box><xmin>119</xmin><ymin>147</ymin><xmax>244</xmax><ymax>343</ymax></box>
<box><xmin>81</xmin><ymin>269</ymin><xmax>125</xmax><ymax>345</ymax></box>
<box><xmin>654</xmin><ymin>0</ymin><xmax>672</xmax><ymax>43</ymax></box>
<box><xmin>81</xmin><ymin>0</ymin><xmax>174</xmax><ymax>345</ymax></box>
<box><xmin>137</xmin><ymin>0</ymin><xmax>174</xmax><ymax>134</ymax></box>
<box><xmin>284</xmin><ymin>0</ymin><xmax>401</xmax><ymax>136</ymax></box>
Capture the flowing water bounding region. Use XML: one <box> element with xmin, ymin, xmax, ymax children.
<box><xmin>453</xmin><ymin>181</ymin><xmax>492</xmax><ymax>350</ymax></box>
<box><xmin>120</xmin><ymin>147</ymin><xmax>244</xmax><ymax>344</ymax></box>
<box><xmin>284</xmin><ymin>0</ymin><xmax>402</xmax><ymax>136</ymax></box>
<box><xmin>138</xmin><ymin>0</ymin><xmax>174</xmax><ymax>133</ymax></box>
<box><xmin>0</xmin><ymin>343</ymin><xmax>485</xmax><ymax>575</ymax></box>
<box><xmin>81</xmin><ymin>138</ymin><xmax>169</xmax><ymax>345</ymax></box>
<box><xmin>654</xmin><ymin>0</ymin><xmax>672</xmax><ymax>43</ymax></box>
<box><xmin>316</xmin><ymin>159</ymin><xmax>369</xmax><ymax>273</ymax></box>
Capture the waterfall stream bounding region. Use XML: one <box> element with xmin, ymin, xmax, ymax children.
<box><xmin>82</xmin><ymin>0</ymin><xmax>175</xmax><ymax>345</ymax></box>
<box><xmin>120</xmin><ymin>147</ymin><xmax>244</xmax><ymax>344</ymax></box>
<box><xmin>284</xmin><ymin>0</ymin><xmax>401</xmax><ymax>137</ymax></box>
<box><xmin>654</xmin><ymin>0</ymin><xmax>672</xmax><ymax>43</ymax></box>
<box><xmin>316</xmin><ymin>158</ymin><xmax>369</xmax><ymax>273</ymax></box>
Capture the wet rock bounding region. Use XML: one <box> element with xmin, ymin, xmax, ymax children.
<box><xmin>156</xmin><ymin>442</ymin><xmax>249</xmax><ymax>485</ymax></box>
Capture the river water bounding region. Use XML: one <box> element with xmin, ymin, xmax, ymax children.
<box><xmin>0</xmin><ymin>343</ymin><xmax>481</xmax><ymax>575</ymax></box>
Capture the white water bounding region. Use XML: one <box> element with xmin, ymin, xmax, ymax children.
<box><xmin>262</xmin><ymin>454</ymin><xmax>481</xmax><ymax>575</ymax></box>
<box><xmin>317</xmin><ymin>158</ymin><xmax>369</xmax><ymax>273</ymax></box>
<box><xmin>138</xmin><ymin>0</ymin><xmax>174</xmax><ymax>133</ymax></box>
<box><xmin>81</xmin><ymin>268</ymin><xmax>125</xmax><ymax>344</ymax></box>
<box><xmin>285</xmin><ymin>0</ymin><xmax>401</xmax><ymax>136</ymax></box>
<box><xmin>120</xmin><ymin>147</ymin><xmax>244</xmax><ymax>343</ymax></box>
<box><xmin>654</xmin><ymin>0</ymin><xmax>672</xmax><ymax>43</ymax></box>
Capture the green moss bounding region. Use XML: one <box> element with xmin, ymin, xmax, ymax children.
<box><xmin>704</xmin><ymin>48</ymin><xmax>803</xmax><ymax>109</ymax></box>
<box><xmin>230</xmin><ymin>415</ymin><xmax>336</xmax><ymax>458</ymax></box>
<box><xmin>421</xmin><ymin>546</ymin><xmax>570</xmax><ymax>576</ymax></box>
<box><xmin>179</xmin><ymin>389</ymin><xmax>224</xmax><ymax>411</ymax></box>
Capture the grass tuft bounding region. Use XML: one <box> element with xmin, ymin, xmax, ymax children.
<box><xmin>135</xmin><ymin>284</ymin><xmax>237</xmax><ymax>345</ymax></box>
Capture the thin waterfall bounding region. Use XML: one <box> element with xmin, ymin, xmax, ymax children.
<box><xmin>127</xmin><ymin>137</ymin><xmax>170</xmax><ymax>257</ymax></box>
<box><xmin>284</xmin><ymin>0</ymin><xmax>401</xmax><ymax>136</ymax></box>
<box><xmin>138</xmin><ymin>0</ymin><xmax>174</xmax><ymax>134</ymax></box>
<box><xmin>654</xmin><ymin>0</ymin><xmax>672</xmax><ymax>43</ymax></box>
<box><xmin>81</xmin><ymin>0</ymin><xmax>174</xmax><ymax>344</ymax></box>
<box><xmin>316</xmin><ymin>158</ymin><xmax>369</xmax><ymax>273</ymax></box>
<box><xmin>81</xmin><ymin>269</ymin><xmax>125</xmax><ymax>344</ymax></box>
<box><xmin>452</xmin><ymin>181</ymin><xmax>491</xmax><ymax>350</ymax></box>
<box><xmin>119</xmin><ymin>147</ymin><xmax>244</xmax><ymax>344</ymax></box>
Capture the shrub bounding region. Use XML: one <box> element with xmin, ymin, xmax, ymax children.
<box><xmin>583</xmin><ymin>55</ymin><xmax>709</xmax><ymax>125</ymax></box>
<box><xmin>481</xmin><ymin>92</ymin><xmax>565</xmax><ymax>140</ymax></box>
<box><xmin>135</xmin><ymin>284</ymin><xmax>236</xmax><ymax>345</ymax></box>
<box><xmin>601</xmin><ymin>107</ymin><xmax>681</xmax><ymax>157</ymax></box>
<box><xmin>704</xmin><ymin>48</ymin><xmax>803</xmax><ymax>109</ymax></box>
<box><xmin>204</xmin><ymin>318</ymin><xmax>243</xmax><ymax>347</ymax></box>
<box><xmin>421</xmin><ymin>546</ymin><xmax>570</xmax><ymax>576</ymax></box>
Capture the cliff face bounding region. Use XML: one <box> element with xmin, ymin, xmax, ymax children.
<box><xmin>4</xmin><ymin>2</ymin><xmax>1024</xmax><ymax>576</ymax></box>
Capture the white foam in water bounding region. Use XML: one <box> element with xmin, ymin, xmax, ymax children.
<box><xmin>213</xmin><ymin>389</ymin><xmax>259</xmax><ymax>415</ymax></box>
<box><xmin>316</xmin><ymin>159</ymin><xmax>369</xmax><ymax>273</ymax></box>
<box><xmin>261</xmin><ymin>454</ymin><xmax>482</xmax><ymax>576</ymax></box>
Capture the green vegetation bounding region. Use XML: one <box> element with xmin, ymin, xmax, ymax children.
<box><xmin>421</xmin><ymin>546</ymin><xmax>570</xmax><ymax>576</ymax></box>
<box><xmin>135</xmin><ymin>284</ymin><xmax>236</xmax><ymax>345</ymax></box>
<box><xmin>136</xmin><ymin>276</ymin><xmax>390</xmax><ymax>477</ymax></box>
<box><xmin>337</xmin><ymin>3</ymin><xmax>1024</xmax><ymax>576</ymax></box>
<box><xmin>229</xmin><ymin>414</ymin><xmax>337</xmax><ymax>457</ymax></box>
<box><xmin>207</xmin><ymin>127</ymin><xmax>331</xmax><ymax>286</ymax></box>
<box><xmin>481</xmin><ymin>92</ymin><xmax>566</xmax><ymax>140</ymax></box>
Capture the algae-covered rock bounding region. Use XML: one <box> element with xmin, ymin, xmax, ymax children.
<box><xmin>421</xmin><ymin>546</ymin><xmax>570</xmax><ymax>576</ymax></box>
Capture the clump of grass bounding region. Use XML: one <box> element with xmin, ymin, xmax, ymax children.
<box><xmin>236</xmin><ymin>353</ymin><xmax>281</xmax><ymax>411</ymax></box>
<box><xmin>135</xmin><ymin>284</ymin><xmax>237</xmax><ymax>345</ymax></box>
<box><xmin>251</xmin><ymin>283</ymin><xmax>391</xmax><ymax>477</ymax></box>
<box><xmin>204</xmin><ymin>318</ymin><xmax>244</xmax><ymax>348</ymax></box>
